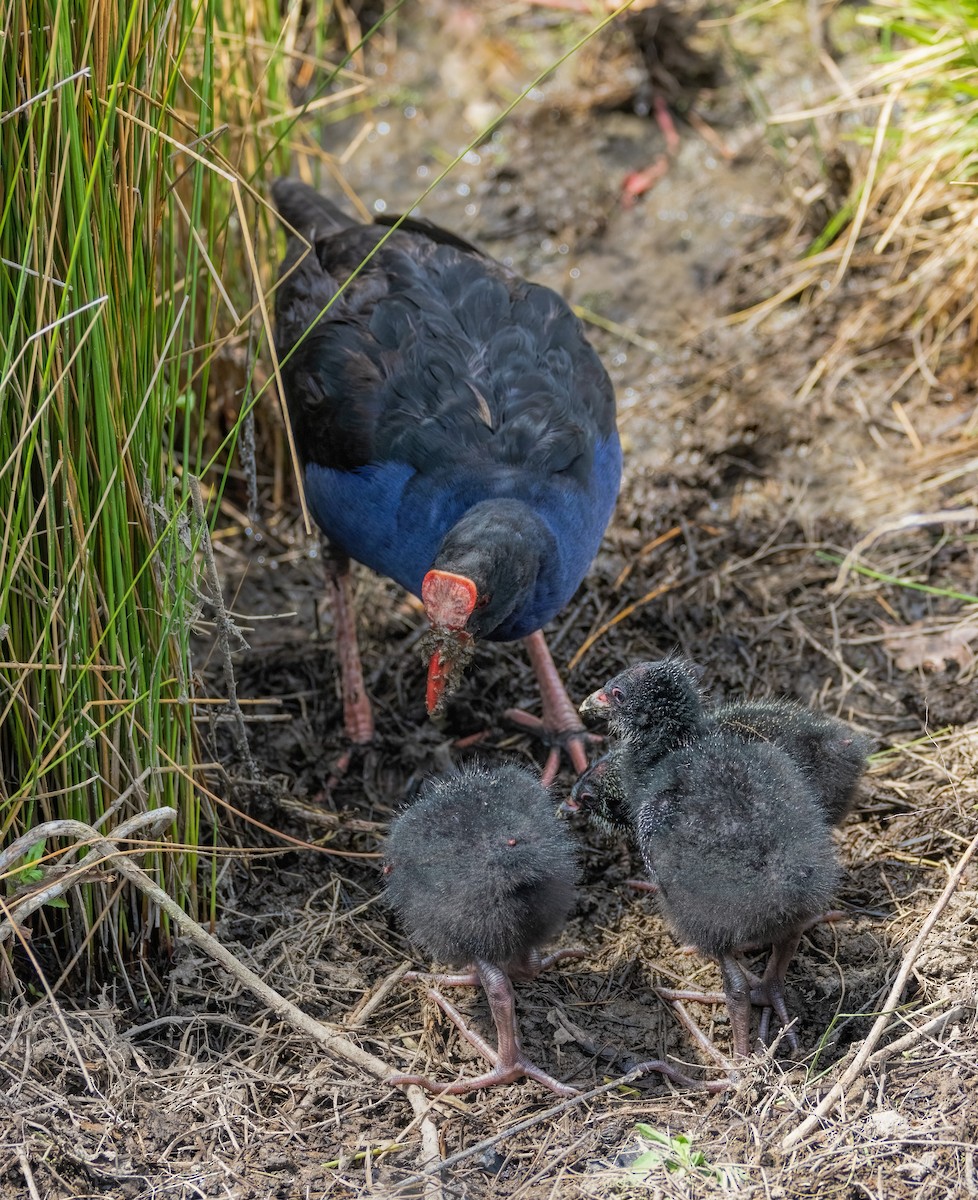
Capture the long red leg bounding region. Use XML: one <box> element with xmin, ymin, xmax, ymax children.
<box><xmin>325</xmin><ymin>550</ymin><xmax>374</xmax><ymax>746</ymax></box>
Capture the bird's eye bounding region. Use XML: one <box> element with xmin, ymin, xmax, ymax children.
<box><xmin>476</xmin><ymin>593</ymin><xmax>491</xmax><ymax>609</ymax></box>
<box><xmin>610</xmin><ymin>686</ymin><xmax>625</xmax><ymax>705</ymax></box>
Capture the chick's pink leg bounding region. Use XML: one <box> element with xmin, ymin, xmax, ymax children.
<box><xmin>387</xmin><ymin>963</ymin><xmax>577</xmax><ymax>1097</ymax></box>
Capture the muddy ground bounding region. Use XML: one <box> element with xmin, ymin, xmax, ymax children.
<box><xmin>2</xmin><ymin>3</ymin><xmax>976</xmax><ymax>1198</ymax></box>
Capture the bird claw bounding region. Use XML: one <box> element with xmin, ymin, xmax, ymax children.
<box><xmin>749</xmin><ymin>980</ymin><xmax>799</xmax><ymax>1052</ymax></box>
<box><xmin>502</xmin><ymin>708</ymin><xmax>603</xmax><ymax>785</ymax></box>
<box><xmin>554</xmin><ymin>1009</ymin><xmax>733</xmax><ymax>1094</ymax></box>
<box><xmin>628</xmin><ymin>1057</ymin><xmax>734</xmax><ymax>1095</ymax></box>
<box><xmin>626</xmin><ymin>878</ymin><xmax>660</xmax><ymax>895</ymax></box>
<box><xmin>312</xmin><ymin>740</ymin><xmax>374</xmax><ymax>801</ymax></box>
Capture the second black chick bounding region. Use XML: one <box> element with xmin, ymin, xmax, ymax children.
<box><xmin>633</xmin><ymin>733</ymin><xmax>840</xmax><ymax>1058</ymax></box>
<box><xmin>578</xmin><ymin>660</ymin><xmax>846</xmax><ymax>1057</ymax></box>
<box><xmin>384</xmin><ymin>761</ymin><xmax>581</xmax><ymax>1095</ymax></box>
<box><xmin>566</xmin><ymin>750</ymin><xmax>659</xmax><ymax>892</ymax></box>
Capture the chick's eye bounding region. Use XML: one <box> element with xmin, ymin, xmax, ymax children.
<box><xmin>610</xmin><ymin>686</ymin><xmax>625</xmax><ymax>705</ymax></box>
<box><xmin>476</xmin><ymin>594</ymin><xmax>491</xmax><ymax>609</ymax></box>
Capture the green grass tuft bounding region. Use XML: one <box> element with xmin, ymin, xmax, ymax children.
<box><xmin>0</xmin><ymin>0</ymin><xmax>359</xmax><ymax>984</ymax></box>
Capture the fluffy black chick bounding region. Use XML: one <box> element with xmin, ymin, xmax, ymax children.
<box><xmin>384</xmin><ymin>761</ymin><xmax>580</xmax><ymax>1095</ymax></box>
<box><xmin>579</xmin><ymin>659</ymin><xmax>847</xmax><ymax>1057</ymax></box>
<box><xmin>633</xmin><ymin>732</ymin><xmax>840</xmax><ymax>1057</ymax></box>
<box><xmin>565</xmin><ymin>751</ymin><xmax>659</xmax><ymax>895</ymax></box>
<box><xmin>565</xmin><ymin>752</ymin><xmax>632</xmax><ymax>834</ymax></box>
<box><xmin>579</xmin><ymin>657</ymin><xmax>708</xmax><ymax>774</ymax></box>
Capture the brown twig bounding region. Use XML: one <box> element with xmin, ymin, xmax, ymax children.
<box><xmin>867</xmin><ymin>1005</ymin><xmax>968</xmax><ymax>1068</ymax></box>
<box><xmin>782</xmin><ymin>827</ymin><xmax>978</xmax><ymax>1149</ymax></box>
<box><xmin>344</xmin><ymin>960</ymin><xmax>413</xmax><ymax>1028</ymax></box>
<box><xmin>0</xmin><ymin>809</ymin><xmax>444</xmax><ymax>1177</ymax></box>
<box><xmin>0</xmin><ymin>810</ymin><xmax>178</xmax><ymax>937</ymax></box>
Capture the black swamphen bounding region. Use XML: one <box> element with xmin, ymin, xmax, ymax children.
<box><xmin>383</xmin><ymin>761</ymin><xmax>581</xmax><ymax>1095</ymax></box>
<box><xmin>271</xmin><ymin>180</ymin><xmax>621</xmax><ymax>783</ymax></box>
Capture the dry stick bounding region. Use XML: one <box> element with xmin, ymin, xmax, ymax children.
<box><xmin>0</xmin><ymin>810</ymin><xmax>177</xmax><ymax>927</ymax></box>
<box><xmin>1</xmin><ymin>814</ymin><xmax>442</xmax><ymax>1176</ymax></box>
<box><xmin>14</xmin><ymin>1147</ymin><xmax>42</xmax><ymax>1200</ymax></box>
<box><xmin>344</xmin><ymin>960</ymin><xmax>413</xmax><ymax>1028</ymax></box>
<box><xmin>867</xmin><ymin>1005</ymin><xmax>967</xmax><ymax>1068</ymax></box>
<box><xmin>782</xmin><ymin>828</ymin><xmax>978</xmax><ymax>1150</ymax></box>
<box><xmin>389</xmin><ymin>1068</ymin><xmax>658</xmax><ymax>1192</ymax></box>
<box><xmin>188</xmin><ymin>474</ymin><xmax>258</xmax><ymax>781</ymax></box>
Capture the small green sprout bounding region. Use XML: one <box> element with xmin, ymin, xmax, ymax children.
<box><xmin>627</xmin><ymin>1124</ymin><xmax>744</xmax><ymax>1189</ymax></box>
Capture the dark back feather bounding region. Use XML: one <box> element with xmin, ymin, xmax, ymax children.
<box><xmin>713</xmin><ymin>699</ymin><xmax>872</xmax><ymax>826</ymax></box>
<box><xmin>634</xmin><ymin>735</ymin><xmax>839</xmax><ymax>958</ymax></box>
<box><xmin>270</xmin><ymin>180</ymin><xmax>617</xmax><ymax>477</ymax></box>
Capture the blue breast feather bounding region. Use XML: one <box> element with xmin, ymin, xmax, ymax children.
<box><xmin>304</xmin><ymin>433</ymin><xmax>623</xmax><ymax>641</ymax></box>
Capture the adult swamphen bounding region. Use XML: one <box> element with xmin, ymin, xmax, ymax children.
<box><xmin>271</xmin><ymin>179</ymin><xmax>622</xmax><ymax>783</ymax></box>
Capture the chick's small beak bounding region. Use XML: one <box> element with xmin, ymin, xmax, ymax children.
<box><xmin>578</xmin><ymin>689</ymin><xmax>611</xmax><ymax>723</ymax></box>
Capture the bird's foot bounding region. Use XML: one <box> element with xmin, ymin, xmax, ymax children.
<box><xmin>629</xmin><ymin>1056</ymin><xmax>734</xmax><ymax>1094</ymax></box>
<box><xmin>553</xmin><ymin>1009</ymin><xmax>732</xmax><ymax>1094</ymax></box>
<box><xmin>508</xmin><ymin>945</ymin><xmax>587</xmax><ymax>982</ymax></box>
<box><xmin>510</xmin><ymin>631</ymin><xmax>604</xmax><ymax>784</ymax></box>
<box><xmin>387</xmin><ymin>989</ymin><xmax>577</xmax><ymax>1097</ymax></box>
<box><xmin>652</xmin><ymin>92</ymin><xmax>681</xmax><ymax>155</ymax></box>
<box><xmin>621</xmin><ymin>97</ymin><xmax>681</xmax><ymax>208</ymax></box>
<box><xmin>503</xmin><ymin>708</ymin><xmax>603</xmax><ymax>787</ymax></box>
<box><xmin>749</xmin><ymin>979</ymin><xmax>799</xmax><ymax>1052</ymax></box>
<box><xmin>406</xmin><ymin>946</ymin><xmax>585</xmax><ymax>990</ymax></box>
<box><xmin>798</xmin><ymin>909</ymin><xmax>847</xmax><ymax>935</ymax></box>
<box><xmin>311</xmin><ymin>738</ymin><xmax>374</xmax><ymax>801</ymax></box>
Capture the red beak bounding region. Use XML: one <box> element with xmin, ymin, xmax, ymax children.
<box><xmin>426</xmin><ymin>644</ymin><xmax>458</xmax><ymax>715</ymax></box>
<box><xmin>422</xmin><ymin>570</ymin><xmax>478</xmax><ymax>715</ymax></box>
